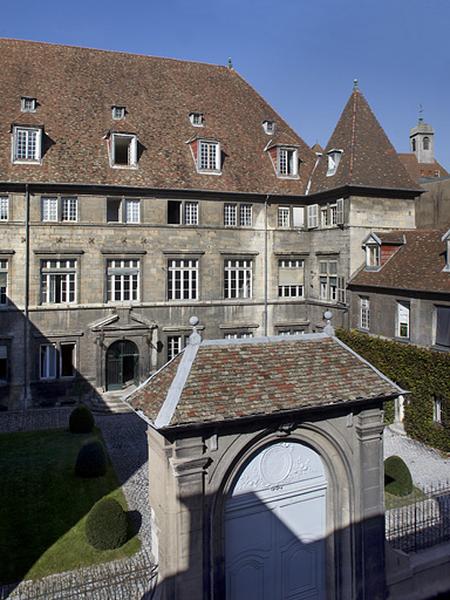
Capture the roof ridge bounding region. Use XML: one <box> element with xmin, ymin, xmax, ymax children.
<box><xmin>349</xmin><ymin>91</ymin><xmax>358</xmax><ymax>181</ymax></box>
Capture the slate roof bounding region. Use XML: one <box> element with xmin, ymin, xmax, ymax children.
<box><xmin>397</xmin><ymin>153</ymin><xmax>449</xmax><ymax>183</ymax></box>
<box><xmin>309</xmin><ymin>90</ymin><xmax>419</xmax><ymax>194</ymax></box>
<box><xmin>127</xmin><ymin>333</ymin><xmax>401</xmax><ymax>429</ymax></box>
<box><xmin>350</xmin><ymin>229</ymin><xmax>450</xmax><ymax>294</ymax></box>
<box><xmin>0</xmin><ymin>38</ymin><xmax>316</xmax><ymax>195</ymax></box>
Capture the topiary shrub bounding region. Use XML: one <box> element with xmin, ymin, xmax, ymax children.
<box><xmin>69</xmin><ymin>404</ymin><xmax>95</xmax><ymax>434</ymax></box>
<box><xmin>384</xmin><ymin>455</ymin><xmax>413</xmax><ymax>496</ymax></box>
<box><xmin>85</xmin><ymin>497</ymin><xmax>128</xmax><ymax>550</ymax></box>
<box><xmin>75</xmin><ymin>441</ymin><xmax>107</xmax><ymax>478</ymax></box>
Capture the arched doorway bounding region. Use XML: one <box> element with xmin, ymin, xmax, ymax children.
<box><xmin>106</xmin><ymin>340</ymin><xmax>139</xmax><ymax>391</ymax></box>
<box><xmin>224</xmin><ymin>441</ymin><xmax>328</xmax><ymax>600</ymax></box>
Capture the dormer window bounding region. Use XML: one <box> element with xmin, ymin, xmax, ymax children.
<box><xmin>12</xmin><ymin>126</ymin><xmax>42</xmax><ymax>163</ymax></box>
<box><xmin>277</xmin><ymin>147</ymin><xmax>298</xmax><ymax>178</ymax></box>
<box><xmin>442</xmin><ymin>229</ymin><xmax>450</xmax><ymax>272</ymax></box>
<box><xmin>112</xmin><ymin>106</ymin><xmax>126</xmax><ymax>120</ymax></box>
<box><xmin>189</xmin><ymin>112</ymin><xmax>204</xmax><ymax>127</ymax></box>
<box><xmin>197</xmin><ymin>140</ymin><xmax>220</xmax><ymax>173</ymax></box>
<box><xmin>262</xmin><ymin>120</ymin><xmax>275</xmax><ymax>135</ymax></box>
<box><xmin>110</xmin><ymin>133</ymin><xmax>138</xmax><ymax>168</ymax></box>
<box><xmin>326</xmin><ymin>149</ymin><xmax>342</xmax><ymax>177</ymax></box>
<box><xmin>365</xmin><ymin>244</ymin><xmax>380</xmax><ymax>269</ymax></box>
<box><xmin>21</xmin><ymin>97</ymin><xmax>37</xmax><ymax>113</ymax></box>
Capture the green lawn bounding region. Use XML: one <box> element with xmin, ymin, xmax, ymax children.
<box><xmin>385</xmin><ymin>485</ymin><xmax>426</xmax><ymax>509</ymax></box>
<box><xmin>0</xmin><ymin>428</ymin><xmax>140</xmax><ymax>585</ymax></box>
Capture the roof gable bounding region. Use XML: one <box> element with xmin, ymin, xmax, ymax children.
<box><xmin>309</xmin><ymin>89</ymin><xmax>419</xmax><ymax>194</ymax></box>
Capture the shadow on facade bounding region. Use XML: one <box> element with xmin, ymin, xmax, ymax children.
<box><xmin>0</xmin><ymin>300</ymin><xmax>150</xmax><ymax>592</ymax></box>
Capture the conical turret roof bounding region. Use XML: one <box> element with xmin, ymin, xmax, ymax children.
<box><xmin>309</xmin><ymin>88</ymin><xmax>418</xmax><ymax>194</ymax></box>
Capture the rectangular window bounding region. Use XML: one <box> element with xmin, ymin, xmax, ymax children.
<box><xmin>366</xmin><ymin>245</ymin><xmax>381</xmax><ymax>268</ymax></box>
<box><xmin>360</xmin><ymin>297</ymin><xmax>370</xmax><ymax>330</ymax></box>
<box><xmin>60</xmin><ymin>343</ymin><xmax>76</xmax><ymax>377</ymax></box>
<box><xmin>292</xmin><ymin>206</ymin><xmax>304</xmax><ymax>228</ymax></box>
<box><xmin>0</xmin><ymin>197</ymin><xmax>9</xmax><ymax>221</ymax></box>
<box><xmin>239</xmin><ymin>204</ymin><xmax>252</xmax><ymax>227</ymax></box>
<box><xmin>167</xmin><ymin>200</ymin><xmax>198</xmax><ymax>225</ymax></box>
<box><xmin>41</xmin><ymin>259</ymin><xmax>77</xmax><ymax>304</ymax></box>
<box><xmin>184</xmin><ymin>202</ymin><xmax>198</xmax><ymax>226</ymax></box>
<box><xmin>41</xmin><ymin>197</ymin><xmax>58</xmax><ymax>222</ymax></box>
<box><xmin>307</xmin><ymin>204</ymin><xmax>319</xmax><ymax>229</ymax></box>
<box><xmin>319</xmin><ymin>260</ymin><xmax>340</xmax><ymax>303</ymax></box>
<box><xmin>277</xmin><ymin>147</ymin><xmax>298</xmax><ymax>177</ymax></box>
<box><xmin>166</xmin><ymin>334</ymin><xmax>190</xmax><ymax>361</ymax></box>
<box><xmin>112</xmin><ymin>106</ymin><xmax>126</xmax><ymax>120</ymax></box>
<box><xmin>106</xmin><ymin>198</ymin><xmax>140</xmax><ymax>223</ymax></box>
<box><xmin>62</xmin><ymin>197</ymin><xmax>78</xmax><ymax>222</ymax></box>
<box><xmin>224</xmin><ymin>332</ymin><xmax>254</xmax><ymax>339</ymax></box>
<box><xmin>198</xmin><ymin>141</ymin><xmax>220</xmax><ymax>172</ymax></box>
<box><xmin>107</xmin><ymin>259</ymin><xmax>140</xmax><ymax>302</ymax></box>
<box><xmin>13</xmin><ymin>126</ymin><xmax>41</xmax><ymax>162</ymax></box>
<box><xmin>224</xmin><ymin>259</ymin><xmax>252</xmax><ymax>299</ymax></box>
<box><xmin>111</xmin><ymin>133</ymin><xmax>137</xmax><ymax>167</ymax></box>
<box><xmin>330</xmin><ymin>204</ymin><xmax>337</xmax><ymax>226</ymax></box>
<box><xmin>278</xmin><ymin>259</ymin><xmax>304</xmax><ymax>298</ymax></box>
<box><xmin>167</xmin><ymin>259</ymin><xmax>198</xmax><ymax>300</ymax></box>
<box><xmin>40</xmin><ymin>344</ymin><xmax>57</xmax><ymax>380</ymax></box>
<box><xmin>21</xmin><ymin>97</ymin><xmax>37</xmax><ymax>112</ymax></box>
<box><xmin>278</xmin><ymin>328</ymin><xmax>305</xmax><ymax>336</ymax></box>
<box><xmin>0</xmin><ymin>260</ymin><xmax>7</xmax><ymax>306</ymax></box>
<box><xmin>107</xmin><ymin>198</ymin><xmax>122</xmax><ymax>222</ymax></box>
<box><xmin>433</xmin><ymin>396</ymin><xmax>443</xmax><ymax>424</ymax></box>
<box><xmin>0</xmin><ymin>345</ymin><xmax>8</xmax><ymax>382</ymax></box>
<box><xmin>125</xmin><ymin>199</ymin><xmax>140</xmax><ymax>223</ymax></box>
<box><xmin>435</xmin><ymin>306</ymin><xmax>450</xmax><ymax>348</ymax></box>
<box><xmin>278</xmin><ymin>207</ymin><xmax>290</xmax><ymax>228</ymax></box>
<box><xmin>321</xmin><ymin>207</ymin><xmax>329</xmax><ymax>228</ymax></box>
<box><xmin>397</xmin><ymin>301</ymin><xmax>410</xmax><ymax>338</ymax></box>
<box><xmin>224</xmin><ymin>204</ymin><xmax>237</xmax><ymax>227</ymax></box>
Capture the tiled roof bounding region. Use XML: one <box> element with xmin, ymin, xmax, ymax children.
<box><xmin>309</xmin><ymin>90</ymin><xmax>419</xmax><ymax>194</ymax></box>
<box><xmin>128</xmin><ymin>333</ymin><xmax>400</xmax><ymax>429</ymax></box>
<box><xmin>397</xmin><ymin>153</ymin><xmax>449</xmax><ymax>183</ymax></box>
<box><xmin>350</xmin><ymin>229</ymin><xmax>450</xmax><ymax>294</ymax></box>
<box><xmin>0</xmin><ymin>38</ymin><xmax>316</xmax><ymax>195</ymax></box>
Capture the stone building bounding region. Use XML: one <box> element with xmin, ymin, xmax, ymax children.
<box><xmin>127</xmin><ymin>319</ymin><xmax>402</xmax><ymax>600</ymax></box>
<box><xmin>0</xmin><ymin>39</ymin><xmax>421</xmax><ymax>409</ymax></box>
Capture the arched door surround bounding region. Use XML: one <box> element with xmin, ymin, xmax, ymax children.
<box><xmin>106</xmin><ymin>339</ymin><xmax>139</xmax><ymax>391</ymax></box>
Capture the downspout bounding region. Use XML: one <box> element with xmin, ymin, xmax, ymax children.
<box><xmin>264</xmin><ymin>195</ymin><xmax>269</xmax><ymax>335</ymax></box>
<box><xmin>23</xmin><ymin>184</ymin><xmax>31</xmax><ymax>407</ymax></box>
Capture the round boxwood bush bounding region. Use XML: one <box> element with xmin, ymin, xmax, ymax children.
<box><xmin>69</xmin><ymin>404</ymin><xmax>95</xmax><ymax>434</ymax></box>
<box><xmin>384</xmin><ymin>455</ymin><xmax>413</xmax><ymax>496</ymax></box>
<box><xmin>75</xmin><ymin>440</ymin><xmax>107</xmax><ymax>478</ymax></box>
<box><xmin>85</xmin><ymin>497</ymin><xmax>128</xmax><ymax>550</ymax></box>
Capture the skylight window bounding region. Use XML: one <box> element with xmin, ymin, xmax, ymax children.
<box><xmin>189</xmin><ymin>112</ymin><xmax>204</xmax><ymax>127</ymax></box>
<box><xmin>262</xmin><ymin>120</ymin><xmax>275</xmax><ymax>135</ymax></box>
<box><xmin>326</xmin><ymin>149</ymin><xmax>343</xmax><ymax>177</ymax></box>
<box><xmin>112</xmin><ymin>106</ymin><xmax>126</xmax><ymax>120</ymax></box>
<box><xmin>21</xmin><ymin>97</ymin><xmax>37</xmax><ymax>113</ymax></box>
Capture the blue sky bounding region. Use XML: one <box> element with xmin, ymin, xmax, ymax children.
<box><xmin>2</xmin><ymin>0</ymin><xmax>450</xmax><ymax>168</ymax></box>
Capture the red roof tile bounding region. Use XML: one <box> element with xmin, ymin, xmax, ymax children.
<box><xmin>398</xmin><ymin>153</ymin><xmax>449</xmax><ymax>183</ymax></box>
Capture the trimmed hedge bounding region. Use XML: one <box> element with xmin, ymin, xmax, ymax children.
<box><xmin>384</xmin><ymin>456</ymin><xmax>413</xmax><ymax>496</ymax></box>
<box><xmin>336</xmin><ymin>329</ymin><xmax>450</xmax><ymax>452</ymax></box>
<box><xmin>85</xmin><ymin>498</ymin><xmax>128</xmax><ymax>550</ymax></box>
<box><xmin>69</xmin><ymin>404</ymin><xmax>95</xmax><ymax>434</ymax></box>
<box><xmin>75</xmin><ymin>441</ymin><xmax>107</xmax><ymax>478</ymax></box>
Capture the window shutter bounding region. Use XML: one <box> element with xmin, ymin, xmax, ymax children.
<box><xmin>336</xmin><ymin>198</ymin><xmax>344</xmax><ymax>225</ymax></box>
<box><xmin>130</xmin><ymin>137</ymin><xmax>138</xmax><ymax>166</ymax></box>
<box><xmin>292</xmin><ymin>206</ymin><xmax>304</xmax><ymax>228</ymax></box>
<box><xmin>307</xmin><ymin>204</ymin><xmax>318</xmax><ymax>229</ymax></box>
<box><xmin>337</xmin><ymin>276</ymin><xmax>346</xmax><ymax>303</ymax></box>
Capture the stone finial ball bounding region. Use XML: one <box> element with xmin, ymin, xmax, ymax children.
<box><xmin>189</xmin><ymin>316</ymin><xmax>199</xmax><ymax>327</ymax></box>
<box><xmin>323</xmin><ymin>310</ymin><xmax>333</xmax><ymax>321</ymax></box>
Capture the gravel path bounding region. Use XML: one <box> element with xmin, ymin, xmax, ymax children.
<box><xmin>384</xmin><ymin>426</ymin><xmax>450</xmax><ymax>488</ymax></box>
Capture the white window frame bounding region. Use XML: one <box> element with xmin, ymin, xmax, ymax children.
<box><xmin>197</xmin><ymin>140</ymin><xmax>221</xmax><ymax>173</ymax></box>
<box><xmin>0</xmin><ymin>197</ymin><xmax>9</xmax><ymax>221</ymax></box>
<box><xmin>307</xmin><ymin>204</ymin><xmax>319</xmax><ymax>229</ymax></box>
<box><xmin>41</xmin><ymin>197</ymin><xmax>58</xmax><ymax>222</ymax></box>
<box><xmin>21</xmin><ymin>97</ymin><xmax>37</xmax><ymax>113</ymax></box>
<box><xmin>184</xmin><ymin>202</ymin><xmax>198</xmax><ymax>226</ymax></box>
<box><xmin>397</xmin><ymin>301</ymin><xmax>410</xmax><ymax>339</ymax></box>
<box><xmin>278</xmin><ymin>207</ymin><xmax>290</xmax><ymax>228</ymax></box>
<box><xmin>433</xmin><ymin>396</ymin><xmax>442</xmax><ymax>424</ymax></box>
<box><xmin>366</xmin><ymin>244</ymin><xmax>381</xmax><ymax>269</ymax></box>
<box><xmin>0</xmin><ymin>260</ymin><xmax>8</xmax><ymax>306</ymax></box>
<box><xmin>277</xmin><ymin>147</ymin><xmax>298</xmax><ymax>178</ymax></box>
<box><xmin>110</xmin><ymin>133</ymin><xmax>138</xmax><ymax>168</ymax></box>
<box><xmin>320</xmin><ymin>206</ymin><xmax>329</xmax><ymax>228</ymax></box>
<box><xmin>224</xmin><ymin>331</ymin><xmax>254</xmax><ymax>339</ymax></box>
<box><xmin>40</xmin><ymin>259</ymin><xmax>77</xmax><ymax>305</ymax></box>
<box><xmin>189</xmin><ymin>112</ymin><xmax>204</xmax><ymax>127</ymax></box>
<box><xmin>277</xmin><ymin>328</ymin><xmax>305</xmax><ymax>336</ymax></box>
<box><xmin>106</xmin><ymin>198</ymin><xmax>141</xmax><ymax>224</ymax></box>
<box><xmin>106</xmin><ymin>259</ymin><xmax>140</xmax><ymax>303</ymax></box>
<box><xmin>326</xmin><ymin>151</ymin><xmax>342</xmax><ymax>177</ymax></box>
<box><xmin>12</xmin><ymin>126</ymin><xmax>42</xmax><ymax>163</ymax></box>
<box><xmin>239</xmin><ymin>204</ymin><xmax>252</xmax><ymax>227</ymax></box>
<box><xmin>112</xmin><ymin>106</ymin><xmax>126</xmax><ymax>120</ymax></box>
<box><xmin>62</xmin><ymin>197</ymin><xmax>78</xmax><ymax>222</ymax></box>
<box><xmin>167</xmin><ymin>259</ymin><xmax>199</xmax><ymax>301</ymax></box>
<box><xmin>360</xmin><ymin>297</ymin><xmax>370</xmax><ymax>330</ymax></box>
<box><xmin>262</xmin><ymin>120</ymin><xmax>275</xmax><ymax>135</ymax></box>
<box><xmin>224</xmin><ymin>204</ymin><xmax>238</xmax><ymax>227</ymax></box>
<box><xmin>319</xmin><ymin>260</ymin><xmax>340</xmax><ymax>303</ymax></box>
<box><xmin>329</xmin><ymin>204</ymin><xmax>337</xmax><ymax>226</ymax></box>
<box><xmin>40</xmin><ymin>344</ymin><xmax>58</xmax><ymax>380</ymax></box>
<box><xmin>224</xmin><ymin>259</ymin><xmax>253</xmax><ymax>299</ymax></box>
<box><xmin>278</xmin><ymin>259</ymin><xmax>304</xmax><ymax>299</ymax></box>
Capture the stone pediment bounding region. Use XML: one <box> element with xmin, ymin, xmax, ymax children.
<box><xmin>89</xmin><ymin>308</ymin><xmax>157</xmax><ymax>332</ymax></box>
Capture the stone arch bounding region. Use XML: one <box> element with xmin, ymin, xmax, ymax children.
<box><xmin>105</xmin><ymin>339</ymin><xmax>139</xmax><ymax>391</ymax></box>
